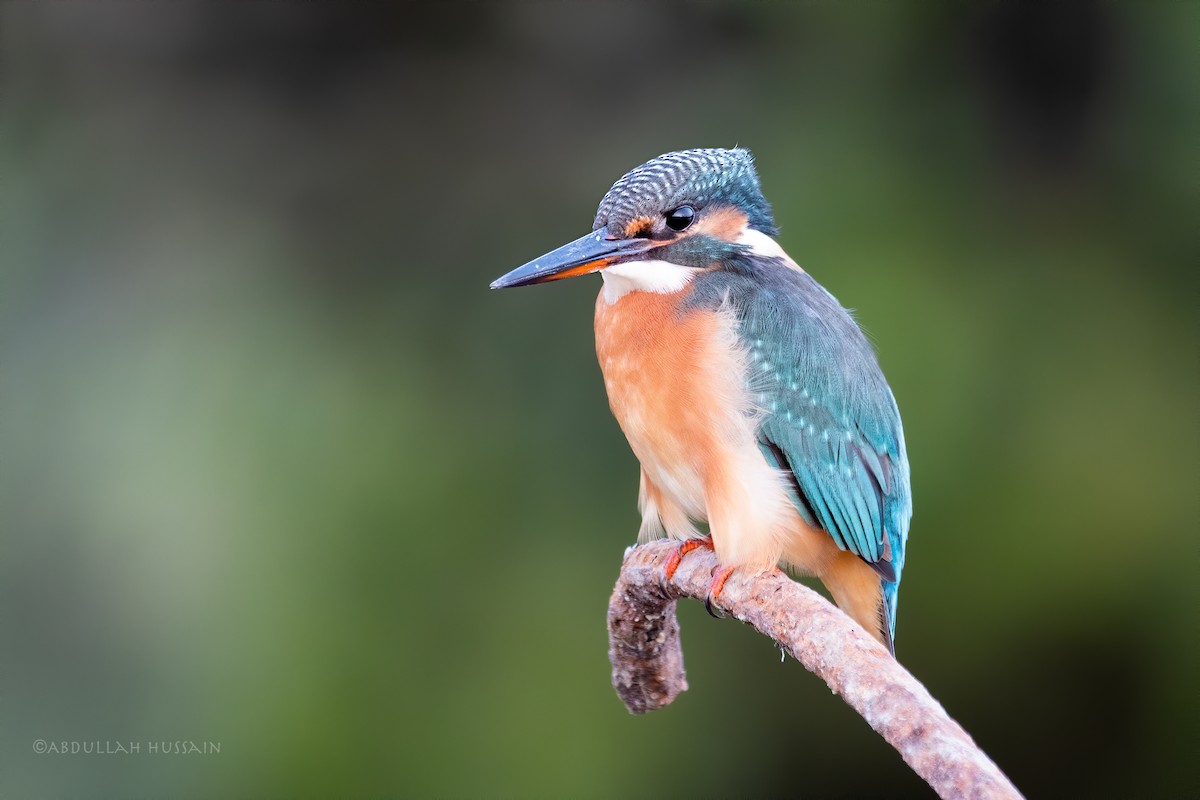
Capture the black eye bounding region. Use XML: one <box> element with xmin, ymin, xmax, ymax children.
<box><xmin>665</xmin><ymin>205</ymin><xmax>695</xmax><ymax>231</ymax></box>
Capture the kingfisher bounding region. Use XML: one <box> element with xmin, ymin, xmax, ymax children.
<box><xmin>491</xmin><ymin>148</ymin><xmax>911</xmax><ymax>654</ymax></box>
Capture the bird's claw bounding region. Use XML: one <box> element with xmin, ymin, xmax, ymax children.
<box><xmin>660</xmin><ymin>537</ymin><xmax>733</xmax><ymax>615</ymax></box>
<box><xmin>703</xmin><ymin>565</ymin><xmax>736</xmax><ymax>618</ymax></box>
<box><xmin>662</xmin><ymin>535</ymin><xmax>714</xmax><ymax>581</ymax></box>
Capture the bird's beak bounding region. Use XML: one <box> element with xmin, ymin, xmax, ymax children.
<box><xmin>490</xmin><ymin>230</ymin><xmax>656</xmax><ymax>289</ymax></box>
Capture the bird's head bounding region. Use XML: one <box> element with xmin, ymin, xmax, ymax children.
<box><xmin>490</xmin><ymin>148</ymin><xmax>778</xmax><ymax>289</ymax></box>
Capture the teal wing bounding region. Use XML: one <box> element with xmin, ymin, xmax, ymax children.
<box><xmin>692</xmin><ymin>263</ymin><xmax>912</xmax><ymax>642</ymax></box>
<box><xmin>755</xmin><ymin>392</ymin><xmax>905</xmax><ymax>581</ymax></box>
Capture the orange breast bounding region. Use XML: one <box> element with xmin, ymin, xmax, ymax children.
<box><xmin>594</xmin><ymin>288</ymin><xmax>741</xmax><ymax>521</ymax></box>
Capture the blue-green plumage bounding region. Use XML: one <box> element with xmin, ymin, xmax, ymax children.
<box><xmin>685</xmin><ymin>256</ymin><xmax>912</xmax><ymax>644</ymax></box>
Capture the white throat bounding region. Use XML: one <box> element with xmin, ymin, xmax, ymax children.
<box><xmin>598</xmin><ymin>227</ymin><xmax>800</xmax><ymax>304</ymax></box>
<box><xmin>600</xmin><ymin>259</ymin><xmax>698</xmax><ymax>303</ymax></box>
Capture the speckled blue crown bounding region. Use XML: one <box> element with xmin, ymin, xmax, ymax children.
<box><xmin>593</xmin><ymin>148</ymin><xmax>778</xmax><ymax>237</ymax></box>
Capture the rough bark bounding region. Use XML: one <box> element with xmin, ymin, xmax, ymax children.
<box><xmin>607</xmin><ymin>541</ymin><xmax>1023</xmax><ymax>800</ymax></box>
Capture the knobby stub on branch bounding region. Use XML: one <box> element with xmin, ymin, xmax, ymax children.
<box><xmin>607</xmin><ymin>541</ymin><xmax>1022</xmax><ymax>800</ymax></box>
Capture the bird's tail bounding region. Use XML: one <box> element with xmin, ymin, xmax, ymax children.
<box><xmin>824</xmin><ymin>553</ymin><xmax>895</xmax><ymax>655</ymax></box>
<box><xmin>880</xmin><ymin>579</ymin><xmax>899</xmax><ymax>655</ymax></box>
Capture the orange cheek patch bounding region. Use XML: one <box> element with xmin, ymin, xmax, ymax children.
<box><xmin>692</xmin><ymin>206</ymin><xmax>748</xmax><ymax>243</ymax></box>
<box><xmin>624</xmin><ymin>216</ymin><xmax>656</xmax><ymax>238</ymax></box>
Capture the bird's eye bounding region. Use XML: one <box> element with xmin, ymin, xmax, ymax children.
<box><xmin>665</xmin><ymin>206</ymin><xmax>695</xmax><ymax>231</ymax></box>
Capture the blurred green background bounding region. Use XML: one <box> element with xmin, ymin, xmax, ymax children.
<box><xmin>2</xmin><ymin>2</ymin><xmax>1196</xmax><ymax>797</ymax></box>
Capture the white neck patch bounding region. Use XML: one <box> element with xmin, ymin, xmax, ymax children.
<box><xmin>600</xmin><ymin>259</ymin><xmax>699</xmax><ymax>303</ymax></box>
<box><xmin>599</xmin><ymin>228</ymin><xmax>799</xmax><ymax>303</ymax></box>
<box><xmin>737</xmin><ymin>228</ymin><xmax>802</xmax><ymax>270</ymax></box>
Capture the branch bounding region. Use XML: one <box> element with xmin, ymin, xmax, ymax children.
<box><xmin>607</xmin><ymin>541</ymin><xmax>1022</xmax><ymax>800</ymax></box>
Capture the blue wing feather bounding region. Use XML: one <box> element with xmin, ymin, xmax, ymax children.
<box><xmin>686</xmin><ymin>257</ymin><xmax>912</xmax><ymax>641</ymax></box>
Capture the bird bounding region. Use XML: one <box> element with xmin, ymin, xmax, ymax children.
<box><xmin>490</xmin><ymin>148</ymin><xmax>911</xmax><ymax>654</ymax></box>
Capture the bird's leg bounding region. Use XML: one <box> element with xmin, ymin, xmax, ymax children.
<box><xmin>704</xmin><ymin>565</ymin><xmax>737</xmax><ymax>618</ymax></box>
<box><xmin>661</xmin><ymin>537</ymin><xmax>773</xmax><ymax>618</ymax></box>
<box><xmin>705</xmin><ymin>565</ymin><xmax>786</xmax><ymax>618</ymax></box>
<box><xmin>662</xmin><ymin>535</ymin><xmax>714</xmax><ymax>581</ymax></box>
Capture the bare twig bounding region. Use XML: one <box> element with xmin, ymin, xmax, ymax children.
<box><xmin>607</xmin><ymin>540</ymin><xmax>1022</xmax><ymax>800</ymax></box>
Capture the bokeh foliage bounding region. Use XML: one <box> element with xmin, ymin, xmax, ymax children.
<box><xmin>2</xmin><ymin>2</ymin><xmax>1196</xmax><ymax>797</ymax></box>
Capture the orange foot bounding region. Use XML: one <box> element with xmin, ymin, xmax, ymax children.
<box><xmin>704</xmin><ymin>565</ymin><xmax>737</xmax><ymax>618</ymax></box>
<box><xmin>662</xmin><ymin>535</ymin><xmax>714</xmax><ymax>581</ymax></box>
<box><xmin>704</xmin><ymin>565</ymin><xmax>784</xmax><ymax>618</ymax></box>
